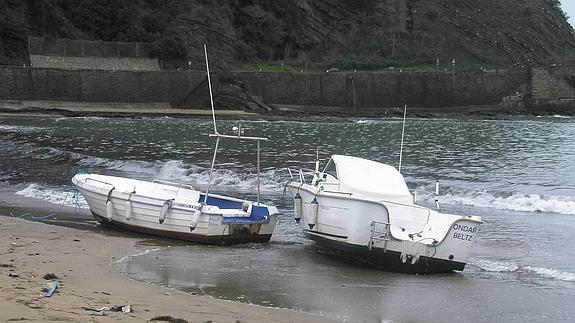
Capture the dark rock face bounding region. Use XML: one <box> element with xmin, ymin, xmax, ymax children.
<box><xmin>215</xmin><ymin>76</ymin><xmax>275</xmax><ymax>112</ymax></box>
<box><xmin>1</xmin><ymin>0</ymin><xmax>575</xmax><ymax>68</ymax></box>
<box><xmin>0</xmin><ymin>0</ymin><xmax>575</xmax><ymax>69</ymax></box>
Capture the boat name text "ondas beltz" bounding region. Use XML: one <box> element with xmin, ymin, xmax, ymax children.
<box><xmin>451</xmin><ymin>223</ymin><xmax>477</xmax><ymax>241</ymax></box>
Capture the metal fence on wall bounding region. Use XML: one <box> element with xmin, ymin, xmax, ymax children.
<box><xmin>28</xmin><ymin>36</ymin><xmax>154</xmax><ymax>58</ymax></box>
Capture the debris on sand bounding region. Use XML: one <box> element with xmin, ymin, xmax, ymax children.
<box><xmin>43</xmin><ymin>273</ymin><xmax>58</xmax><ymax>280</ymax></box>
<box><xmin>110</xmin><ymin>305</ymin><xmax>132</xmax><ymax>313</ymax></box>
<box><xmin>83</xmin><ymin>305</ymin><xmax>132</xmax><ymax>315</ymax></box>
<box><xmin>44</xmin><ymin>281</ymin><xmax>59</xmax><ymax>297</ymax></box>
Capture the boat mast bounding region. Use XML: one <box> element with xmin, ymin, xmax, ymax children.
<box><xmin>203</xmin><ymin>44</ymin><xmax>268</xmax><ymax>204</ymax></box>
<box><xmin>205</xmin><ymin>44</ymin><xmax>218</xmax><ymax>135</ymax></box>
<box><xmin>204</xmin><ymin>44</ymin><xmax>218</xmax><ymax>203</ymax></box>
<box><xmin>398</xmin><ymin>104</ymin><xmax>407</xmax><ymax>173</ymax></box>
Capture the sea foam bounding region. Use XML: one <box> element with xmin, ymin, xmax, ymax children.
<box><xmin>417</xmin><ymin>186</ymin><xmax>575</xmax><ymax>216</ymax></box>
<box><xmin>78</xmin><ymin>157</ymin><xmax>285</xmax><ymax>194</ymax></box>
<box><xmin>524</xmin><ymin>266</ymin><xmax>575</xmax><ymax>282</ymax></box>
<box><xmin>471</xmin><ymin>259</ymin><xmax>575</xmax><ymax>282</ymax></box>
<box><xmin>16</xmin><ymin>183</ymin><xmax>88</xmax><ymax>208</ymax></box>
<box><xmin>471</xmin><ymin>259</ymin><xmax>520</xmax><ymax>272</ymax></box>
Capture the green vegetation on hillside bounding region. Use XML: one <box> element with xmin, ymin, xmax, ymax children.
<box><xmin>1</xmin><ymin>0</ymin><xmax>575</xmax><ymax>69</ymax></box>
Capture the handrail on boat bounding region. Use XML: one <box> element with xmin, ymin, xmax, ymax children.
<box><xmin>152</xmin><ymin>179</ymin><xmax>194</xmax><ymax>190</ymax></box>
<box><xmin>377</xmin><ymin>199</ymin><xmax>432</xmax><ymax>227</ymax></box>
<box><xmin>322</xmin><ymin>189</ymin><xmax>352</xmax><ymax>195</ymax></box>
<box><xmin>84</xmin><ymin>177</ymin><xmax>115</xmax><ymax>187</ymax></box>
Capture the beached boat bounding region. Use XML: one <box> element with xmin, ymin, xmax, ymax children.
<box><xmin>72</xmin><ymin>44</ymin><xmax>280</xmax><ymax>245</ymax></box>
<box><xmin>286</xmin><ymin>155</ymin><xmax>482</xmax><ymax>274</ymax></box>
<box><xmin>72</xmin><ymin>174</ymin><xmax>279</xmax><ymax>244</ymax></box>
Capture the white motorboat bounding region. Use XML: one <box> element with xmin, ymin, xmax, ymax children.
<box><xmin>72</xmin><ymin>44</ymin><xmax>280</xmax><ymax>245</ymax></box>
<box><xmin>73</xmin><ymin>174</ymin><xmax>279</xmax><ymax>245</ymax></box>
<box><xmin>286</xmin><ymin>155</ymin><xmax>482</xmax><ymax>274</ymax></box>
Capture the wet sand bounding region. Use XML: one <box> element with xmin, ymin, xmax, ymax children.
<box><xmin>0</xmin><ymin>214</ymin><xmax>335</xmax><ymax>323</ymax></box>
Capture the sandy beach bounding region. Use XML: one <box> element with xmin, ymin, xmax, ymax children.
<box><xmin>0</xmin><ymin>215</ymin><xmax>334</xmax><ymax>323</ymax></box>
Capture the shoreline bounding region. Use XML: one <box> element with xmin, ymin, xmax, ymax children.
<box><xmin>1</xmin><ymin>100</ymin><xmax>574</xmax><ymax>120</ymax></box>
<box><xmin>0</xmin><ymin>215</ymin><xmax>335</xmax><ymax>322</ymax></box>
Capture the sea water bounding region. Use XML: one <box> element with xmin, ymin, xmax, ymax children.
<box><xmin>1</xmin><ymin>116</ymin><xmax>574</xmax><ymax>322</ymax></box>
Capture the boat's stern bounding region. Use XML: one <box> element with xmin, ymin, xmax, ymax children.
<box><xmin>432</xmin><ymin>215</ymin><xmax>482</xmax><ymax>266</ymax></box>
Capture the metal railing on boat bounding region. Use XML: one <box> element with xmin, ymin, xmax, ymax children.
<box><xmin>152</xmin><ymin>179</ymin><xmax>194</xmax><ymax>190</ymax></box>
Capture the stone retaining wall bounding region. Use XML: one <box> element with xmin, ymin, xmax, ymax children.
<box><xmin>1</xmin><ymin>66</ymin><xmax>571</xmax><ymax>112</ymax></box>
<box><xmin>229</xmin><ymin>69</ymin><xmax>529</xmax><ymax>110</ymax></box>
<box><xmin>0</xmin><ymin>67</ymin><xmax>206</xmax><ymax>107</ymax></box>
<box><xmin>30</xmin><ymin>55</ymin><xmax>160</xmax><ymax>71</ymax></box>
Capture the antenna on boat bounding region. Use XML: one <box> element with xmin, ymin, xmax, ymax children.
<box><xmin>203</xmin><ymin>44</ymin><xmax>268</xmax><ymax>204</ymax></box>
<box><xmin>315</xmin><ymin>147</ymin><xmax>320</xmax><ymax>175</ymax></box>
<box><xmin>398</xmin><ymin>104</ymin><xmax>407</xmax><ymax>173</ymax></box>
<box><xmin>204</xmin><ymin>44</ymin><xmax>218</xmax><ymax>135</ymax></box>
<box><xmin>204</xmin><ymin>43</ymin><xmax>219</xmax><ymax>204</ymax></box>
<box><xmin>312</xmin><ymin>147</ymin><xmax>321</xmax><ymax>186</ymax></box>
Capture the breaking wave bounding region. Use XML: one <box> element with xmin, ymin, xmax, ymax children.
<box><xmin>524</xmin><ymin>266</ymin><xmax>575</xmax><ymax>282</ymax></box>
<box><xmin>472</xmin><ymin>259</ymin><xmax>575</xmax><ymax>282</ymax></box>
<box><xmin>0</xmin><ymin>136</ymin><xmax>78</xmax><ymax>165</ymax></box>
<box><xmin>77</xmin><ymin>156</ymin><xmax>286</xmax><ymax>194</ymax></box>
<box><xmin>416</xmin><ymin>185</ymin><xmax>575</xmax><ymax>216</ymax></box>
<box><xmin>471</xmin><ymin>259</ymin><xmax>520</xmax><ymax>272</ymax></box>
<box><xmin>15</xmin><ymin>183</ymin><xmax>88</xmax><ymax>208</ymax></box>
<box><xmin>15</xmin><ymin>155</ymin><xmax>285</xmax><ymax>208</ymax></box>
<box><xmin>0</xmin><ymin>124</ymin><xmax>45</xmax><ymax>133</ymax></box>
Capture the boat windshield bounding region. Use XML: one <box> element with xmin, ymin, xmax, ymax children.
<box><xmin>322</xmin><ymin>159</ymin><xmax>338</xmax><ymax>179</ymax></box>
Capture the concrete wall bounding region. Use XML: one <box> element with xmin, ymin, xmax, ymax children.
<box><xmin>531</xmin><ymin>67</ymin><xmax>575</xmax><ymax>101</ymax></box>
<box><xmin>529</xmin><ymin>66</ymin><xmax>575</xmax><ymax>112</ymax></box>
<box><xmin>29</xmin><ymin>36</ymin><xmax>153</xmax><ymax>58</ymax></box>
<box><xmin>30</xmin><ymin>55</ymin><xmax>160</xmax><ymax>71</ymax></box>
<box><xmin>0</xmin><ymin>66</ymin><xmax>538</xmax><ymax>111</ymax></box>
<box><xmin>0</xmin><ymin>67</ymin><xmax>206</xmax><ymax>107</ymax></box>
<box><xmin>229</xmin><ymin>69</ymin><xmax>530</xmax><ymax>110</ymax></box>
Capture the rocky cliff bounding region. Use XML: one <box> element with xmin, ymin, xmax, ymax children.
<box><xmin>1</xmin><ymin>0</ymin><xmax>575</xmax><ymax>69</ymax></box>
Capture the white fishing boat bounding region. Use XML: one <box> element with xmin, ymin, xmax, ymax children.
<box><xmin>286</xmin><ymin>155</ymin><xmax>481</xmax><ymax>273</ymax></box>
<box><xmin>73</xmin><ymin>174</ymin><xmax>278</xmax><ymax>245</ymax></box>
<box><xmin>72</xmin><ymin>45</ymin><xmax>280</xmax><ymax>245</ymax></box>
<box><xmin>286</xmin><ymin>109</ymin><xmax>482</xmax><ymax>274</ymax></box>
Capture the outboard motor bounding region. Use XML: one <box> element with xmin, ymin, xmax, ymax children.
<box><xmin>293</xmin><ymin>192</ymin><xmax>302</xmax><ymax>224</ymax></box>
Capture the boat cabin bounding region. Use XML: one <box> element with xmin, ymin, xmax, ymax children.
<box><xmin>318</xmin><ymin>155</ymin><xmax>413</xmax><ymax>205</ymax></box>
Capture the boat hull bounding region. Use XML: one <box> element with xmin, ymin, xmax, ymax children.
<box><xmin>288</xmin><ymin>182</ymin><xmax>481</xmax><ymax>274</ymax></box>
<box><xmin>92</xmin><ymin>212</ymin><xmax>272</xmax><ymax>245</ymax></box>
<box><xmin>305</xmin><ymin>231</ymin><xmax>465</xmax><ymax>274</ymax></box>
